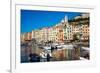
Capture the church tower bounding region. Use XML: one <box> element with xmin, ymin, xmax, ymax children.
<box><xmin>61</xmin><ymin>15</ymin><xmax>69</xmax><ymax>26</ymax></box>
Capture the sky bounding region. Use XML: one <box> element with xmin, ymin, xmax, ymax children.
<box><xmin>21</xmin><ymin>10</ymin><xmax>82</xmax><ymax>33</ymax></box>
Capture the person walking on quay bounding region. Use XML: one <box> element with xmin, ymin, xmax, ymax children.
<box><xmin>51</xmin><ymin>46</ymin><xmax>54</xmax><ymax>53</ymax></box>
<box><xmin>47</xmin><ymin>53</ymin><xmax>51</xmax><ymax>62</ymax></box>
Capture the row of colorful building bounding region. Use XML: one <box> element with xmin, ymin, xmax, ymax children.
<box><xmin>21</xmin><ymin>13</ymin><xmax>89</xmax><ymax>43</ymax></box>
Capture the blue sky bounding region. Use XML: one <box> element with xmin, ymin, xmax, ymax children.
<box><xmin>21</xmin><ymin>10</ymin><xmax>82</xmax><ymax>33</ymax></box>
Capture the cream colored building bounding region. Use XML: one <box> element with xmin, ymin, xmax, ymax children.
<box><xmin>21</xmin><ymin>33</ymin><xmax>26</xmax><ymax>42</ymax></box>
<box><xmin>22</xmin><ymin>14</ymin><xmax>89</xmax><ymax>43</ymax></box>
<box><xmin>48</xmin><ymin>27</ymin><xmax>54</xmax><ymax>42</ymax></box>
<box><xmin>61</xmin><ymin>15</ymin><xmax>73</xmax><ymax>42</ymax></box>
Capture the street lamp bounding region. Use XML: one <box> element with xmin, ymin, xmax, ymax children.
<box><xmin>64</xmin><ymin>24</ymin><xmax>67</xmax><ymax>44</ymax></box>
<box><xmin>31</xmin><ymin>38</ymin><xmax>37</xmax><ymax>54</ymax></box>
<box><xmin>78</xmin><ymin>15</ymin><xmax>83</xmax><ymax>59</ymax></box>
<box><xmin>79</xmin><ymin>16</ymin><xmax>83</xmax><ymax>44</ymax></box>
